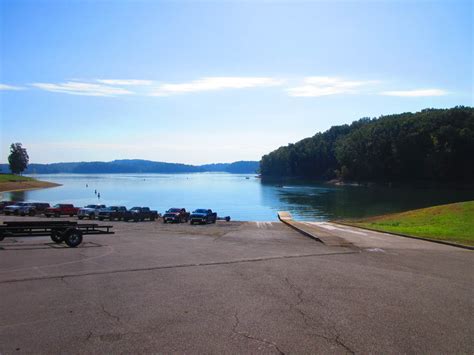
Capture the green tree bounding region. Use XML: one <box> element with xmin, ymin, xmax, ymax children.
<box><xmin>8</xmin><ymin>143</ymin><xmax>29</xmax><ymax>174</ymax></box>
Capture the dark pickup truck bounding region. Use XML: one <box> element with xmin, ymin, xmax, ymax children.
<box><xmin>163</xmin><ymin>208</ymin><xmax>190</xmax><ymax>223</ymax></box>
<box><xmin>44</xmin><ymin>204</ymin><xmax>79</xmax><ymax>218</ymax></box>
<box><xmin>123</xmin><ymin>207</ymin><xmax>159</xmax><ymax>222</ymax></box>
<box><xmin>189</xmin><ymin>209</ymin><xmax>217</xmax><ymax>225</ymax></box>
<box><xmin>97</xmin><ymin>206</ymin><xmax>128</xmax><ymax>221</ymax></box>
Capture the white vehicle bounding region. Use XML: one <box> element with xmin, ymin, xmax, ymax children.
<box><xmin>3</xmin><ymin>202</ymin><xmax>30</xmax><ymax>215</ymax></box>
<box><xmin>77</xmin><ymin>204</ymin><xmax>106</xmax><ymax>220</ymax></box>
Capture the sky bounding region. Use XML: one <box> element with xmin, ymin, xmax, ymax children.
<box><xmin>0</xmin><ymin>0</ymin><xmax>472</xmax><ymax>164</ymax></box>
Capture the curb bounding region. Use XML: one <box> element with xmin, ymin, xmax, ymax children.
<box><xmin>333</xmin><ymin>221</ymin><xmax>474</xmax><ymax>251</ymax></box>
<box><xmin>278</xmin><ymin>212</ymin><xmax>354</xmax><ymax>247</ymax></box>
<box><xmin>277</xmin><ymin>212</ymin><xmax>323</xmax><ymax>243</ymax></box>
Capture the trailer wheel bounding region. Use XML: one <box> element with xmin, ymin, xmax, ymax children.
<box><xmin>64</xmin><ymin>229</ymin><xmax>83</xmax><ymax>248</ymax></box>
<box><xmin>51</xmin><ymin>230</ymin><xmax>65</xmax><ymax>244</ymax></box>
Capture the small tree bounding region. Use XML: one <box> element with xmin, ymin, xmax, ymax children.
<box><xmin>8</xmin><ymin>143</ymin><xmax>29</xmax><ymax>174</ymax></box>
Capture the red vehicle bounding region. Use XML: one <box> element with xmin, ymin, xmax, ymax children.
<box><xmin>44</xmin><ymin>204</ymin><xmax>79</xmax><ymax>218</ymax></box>
<box><xmin>163</xmin><ymin>208</ymin><xmax>190</xmax><ymax>223</ymax></box>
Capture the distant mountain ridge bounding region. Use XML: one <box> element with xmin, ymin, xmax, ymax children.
<box><xmin>0</xmin><ymin>159</ymin><xmax>259</xmax><ymax>174</ymax></box>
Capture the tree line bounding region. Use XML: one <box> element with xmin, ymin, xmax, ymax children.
<box><xmin>260</xmin><ymin>106</ymin><xmax>474</xmax><ymax>182</ymax></box>
<box><xmin>1</xmin><ymin>157</ymin><xmax>259</xmax><ymax>174</ymax></box>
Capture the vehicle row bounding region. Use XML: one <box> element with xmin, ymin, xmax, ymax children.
<box><xmin>0</xmin><ymin>202</ymin><xmax>224</xmax><ymax>225</ymax></box>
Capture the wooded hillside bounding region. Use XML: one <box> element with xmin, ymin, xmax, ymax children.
<box><xmin>260</xmin><ymin>107</ymin><xmax>474</xmax><ymax>182</ymax></box>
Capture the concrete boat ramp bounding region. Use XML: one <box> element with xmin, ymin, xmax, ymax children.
<box><xmin>1</xmin><ymin>215</ymin><xmax>472</xmax><ymax>354</ymax></box>
<box><xmin>277</xmin><ymin>211</ymin><xmax>455</xmax><ymax>250</ymax></box>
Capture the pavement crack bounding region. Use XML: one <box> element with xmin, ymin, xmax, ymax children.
<box><xmin>0</xmin><ymin>251</ymin><xmax>357</xmax><ymax>285</ymax></box>
<box><xmin>335</xmin><ymin>334</ymin><xmax>355</xmax><ymax>354</ymax></box>
<box><xmin>85</xmin><ymin>331</ymin><xmax>93</xmax><ymax>341</ymax></box>
<box><xmin>59</xmin><ymin>276</ymin><xmax>70</xmax><ymax>286</ymax></box>
<box><xmin>100</xmin><ymin>304</ymin><xmax>121</xmax><ymax>323</ymax></box>
<box><xmin>232</xmin><ymin>312</ymin><xmax>285</xmax><ymax>355</ymax></box>
<box><xmin>283</xmin><ymin>276</ymin><xmax>355</xmax><ymax>354</ymax></box>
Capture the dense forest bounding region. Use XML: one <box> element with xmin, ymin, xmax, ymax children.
<box><xmin>260</xmin><ymin>106</ymin><xmax>474</xmax><ymax>182</ymax></box>
<box><xmin>0</xmin><ymin>160</ymin><xmax>259</xmax><ymax>174</ymax></box>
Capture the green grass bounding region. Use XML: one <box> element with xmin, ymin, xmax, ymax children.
<box><xmin>0</xmin><ymin>173</ymin><xmax>35</xmax><ymax>183</ymax></box>
<box><xmin>345</xmin><ymin>201</ymin><xmax>474</xmax><ymax>247</ymax></box>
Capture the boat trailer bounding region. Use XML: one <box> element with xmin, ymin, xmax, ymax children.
<box><xmin>0</xmin><ymin>221</ymin><xmax>114</xmax><ymax>248</ymax></box>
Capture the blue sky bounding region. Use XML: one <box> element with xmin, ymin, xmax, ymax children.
<box><xmin>1</xmin><ymin>0</ymin><xmax>472</xmax><ymax>164</ymax></box>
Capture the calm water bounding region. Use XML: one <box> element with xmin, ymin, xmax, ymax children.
<box><xmin>2</xmin><ymin>173</ymin><xmax>473</xmax><ymax>221</ymax></box>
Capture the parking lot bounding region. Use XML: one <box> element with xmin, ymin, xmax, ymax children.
<box><xmin>1</xmin><ymin>215</ymin><xmax>472</xmax><ymax>353</ymax></box>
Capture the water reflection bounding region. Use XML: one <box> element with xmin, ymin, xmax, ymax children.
<box><xmin>261</xmin><ymin>179</ymin><xmax>474</xmax><ymax>220</ymax></box>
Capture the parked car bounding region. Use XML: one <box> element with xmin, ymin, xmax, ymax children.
<box><xmin>44</xmin><ymin>204</ymin><xmax>79</xmax><ymax>217</ymax></box>
<box><xmin>3</xmin><ymin>202</ymin><xmax>30</xmax><ymax>216</ymax></box>
<box><xmin>18</xmin><ymin>202</ymin><xmax>51</xmax><ymax>216</ymax></box>
<box><xmin>77</xmin><ymin>204</ymin><xmax>106</xmax><ymax>220</ymax></box>
<box><xmin>189</xmin><ymin>209</ymin><xmax>217</xmax><ymax>225</ymax></box>
<box><xmin>163</xmin><ymin>208</ymin><xmax>190</xmax><ymax>223</ymax></box>
<box><xmin>0</xmin><ymin>201</ymin><xmax>19</xmax><ymax>213</ymax></box>
<box><xmin>98</xmin><ymin>206</ymin><xmax>127</xmax><ymax>221</ymax></box>
<box><xmin>123</xmin><ymin>207</ymin><xmax>159</xmax><ymax>222</ymax></box>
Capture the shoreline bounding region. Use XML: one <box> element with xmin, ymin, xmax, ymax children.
<box><xmin>0</xmin><ymin>180</ymin><xmax>61</xmax><ymax>193</ymax></box>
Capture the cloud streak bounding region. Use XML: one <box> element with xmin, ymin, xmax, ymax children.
<box><xmin>287</xmin><ymin>76</ymin><xmax>378</xmax><ymax>97</ymax></box>
<box><xmin>150</xmin><ymin>77</ymin><xmax>284</xmax><ymax>96</ymax></box>
<box><xmin>0</xmin><ymin>83</ymin><xmax>24</xmax><ymax>91</ymax></box>
<box><xmin>96</xmin><ymin>79</ymin><xmax>154</xmax><ymax>86</ymax></box>
<box><xmin>380</xmin><ymin>88</ymin><xmax>448</xmax><ymax>97</ymax></box>
<box><xmin>12</xmin><ymin>77</ymin><xmax>451</xmax><ymax>99</ymax></box>
<box><xmin>31</xmin><ymin>81</ymin><xmax>133</xmax><ymax>97</ymax></box>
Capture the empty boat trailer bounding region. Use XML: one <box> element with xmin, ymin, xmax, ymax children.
<box><xmin>0</xmin><ymin>221</ymin><xmax>114</xmax><ymax>247</ymax></box>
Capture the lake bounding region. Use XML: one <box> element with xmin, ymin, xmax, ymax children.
<box><xmin>2</xmin><ymin>173</ymin><xmax>473</xmax><ymax>221</ymax></box>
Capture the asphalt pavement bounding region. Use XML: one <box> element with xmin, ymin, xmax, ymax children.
<box><xmin>0</xmin><ymin>215</ymin><xmax>472</xmax><ymax>354</ymax></box>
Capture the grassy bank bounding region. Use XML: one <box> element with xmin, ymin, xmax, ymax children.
<box><xmin>342</xmin><ymin>201</ymin><xmax>474</xmax><ymax>247</ymax></box>
<box><xmin>0</xmin><ymin>174</ymin><xmax>60</xmax><ymax>193</ymax></box>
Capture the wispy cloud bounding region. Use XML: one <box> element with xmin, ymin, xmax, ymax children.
<box><xmin>150</xmin><ymin>77</ymin><xmax>284</xmax><ymax>96</ymax></box>
<box><xmin>31</xmin><ymin>81</ymin><xmax>133</xmax><ymax>97</ymax></box>
<box><xmin>380</xmin><ymin>88</ymin><xmax>448</xmax><ymax>97</ymax></box>
<box><xmin>287</xmin><ymin>76</ymin><xmax>378</xmax><ymax>97</ymax></box>
<box><xmin>96</xmin><ymin>79</ymin><xmax>154</xmax><ymax>86</ymax></box>
<box><xmin>0</xmin><ymin>83</ymin><xmax>24</xmax><ymax>91</ymax></box>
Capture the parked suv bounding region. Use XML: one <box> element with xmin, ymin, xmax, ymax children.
<box><xmin>18</xmin><ymin>203</ymin><xmax>51</xmax><ymax>216</ymax></box>
<box><xmin>77</xmin><ymin>204</ymin><xmax>106</xmax><ymax>220</ymax></box>
<box><xmin>44</xmin><ymin>204</ymin><xmax>78</xmax><ymax>217</ymax></box>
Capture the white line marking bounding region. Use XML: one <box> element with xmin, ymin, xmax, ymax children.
<box><xmin>308</xmin><ymin>222</ymin><xmax>367</xmax><ymax>236</ymax></box>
